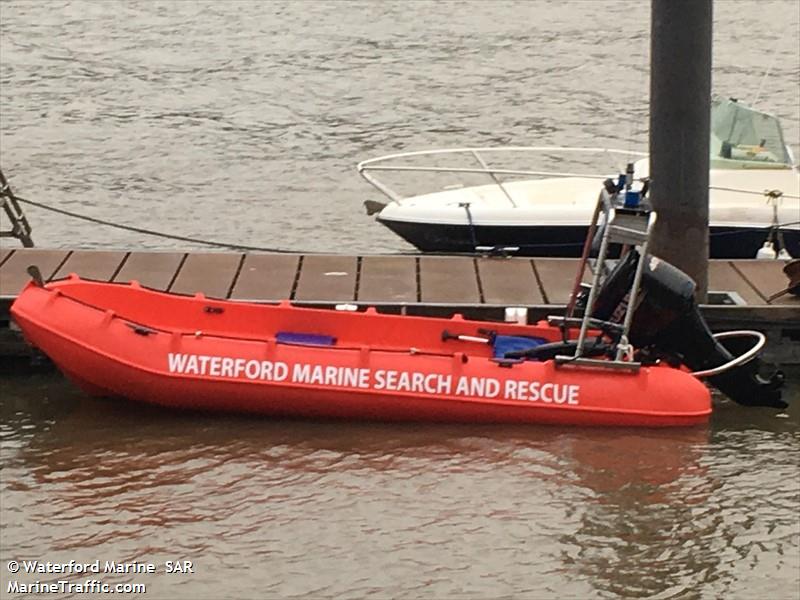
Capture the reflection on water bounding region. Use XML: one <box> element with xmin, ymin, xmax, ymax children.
<box><xmin>1</xmin><ymin>370</ymin><xmax>798</xmax><ymax>599</ymax></box>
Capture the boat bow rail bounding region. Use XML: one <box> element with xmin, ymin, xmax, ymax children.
<box><xmin>357</xmin><ymin>146</ymin><xmax>649</xmax><ymax>207</ymax></box>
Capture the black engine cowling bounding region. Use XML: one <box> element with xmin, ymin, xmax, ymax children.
<box><xmin>589</xmin><ymin>251</ymin><xmax>786</xmax><ymax>409</ymax></box>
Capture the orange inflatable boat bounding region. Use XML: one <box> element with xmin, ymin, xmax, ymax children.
<box><xmin>11</xmin><ymin>276</ymin><xmax>714</xmax><ymax>426</ymax></box>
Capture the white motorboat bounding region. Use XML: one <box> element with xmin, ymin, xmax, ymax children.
<box><xmin>359</xmin><ymin>98</ymin><xmax>799</xmax><ymax>258</ymax></box>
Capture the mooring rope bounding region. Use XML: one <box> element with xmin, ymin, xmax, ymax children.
<box><xmin>13</xmin><ymin>194</ymin><xmax>799</xmax><ymax>256</ymax></box>
<box><xmin>14</xmin><ymin>195</ymin><xmax>314</xmax><ymax>253</ymax></box>
<box><xmin>459</xmin><ymin>202</ymin><xmax>479</xmax><ymax>250</ymax></box>
<box><xmin>709</xmin><ymin>185</ymin><xmax>800</xmax><ymax>199</ymax></box>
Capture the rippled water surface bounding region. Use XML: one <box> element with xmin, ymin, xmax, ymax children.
<box><xmin>1</xmin><ymin>0</ymin><xmax>798</xmax><ymax>253</ymax></box>
<box><xmin>1</xmin><ymin>1</ymin><xmax>799</xmax><ymax>599</ymax></box>
<box><xmin>1</xmin><ymin>371</ymin><xmax>799</xmax><ymax>599</ymax></box>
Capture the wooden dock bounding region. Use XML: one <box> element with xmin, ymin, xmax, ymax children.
<box><xmin>1</xmin><ymin>247</ymin><xmax>798</xmax><ymax>362</ymax></box>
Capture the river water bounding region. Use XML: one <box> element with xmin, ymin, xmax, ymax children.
<box><xmin>1</xmin><ymin>1</ymin><xmax>799</xmax><ymax>599</ymax></box>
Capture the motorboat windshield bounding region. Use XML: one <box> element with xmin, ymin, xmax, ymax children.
<box><xmin>710</xmin><ymin>97</ymin><xmax>793</xmax><ymax>169</ymax></box>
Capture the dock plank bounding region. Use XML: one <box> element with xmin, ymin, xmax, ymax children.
<box><xmin>478</xmin><ymin>258</ymin><xmax>543</xmax><ymax>305</ymax></box>
<box><xmin>114</xmin><ymin>251</ymin><xmax>186</xmax><ymax>291</ymax></box>
<box><xmin>51</xmin><ymin>250</ymin><xmax>128</xmax><ymax>282</ymax></box>
<box><xmin>533</xmin><ymin>259</ymin><xmax>584</xmax><ymax>304</ymax></box>
<box><xmin>169</xmin><ymin>253</ymin><xmax>243</xmax><ymax>298</ymax></box>
<box><xmin>733</xmin><ymin>260</ymin><xmax>800</xmax><ymax>305</ymax></box>
<box><xmin>0</xmin><ymin>249</ymin><xmax>70</xmax><ymax>297</ymax></box>
<box><xmin>419</xmin><ymin>256</ymin><xmax>480</xmax><ymax>304</ymax></box>
<box><xmin>358</xmin><ymin>256</ymin><xmax>417</xmax><ymax>303</ymax></box>
<box><xmin>707</xmin><ymin>261</ymin><xmax>762</xmax><ymax>305</ymax></box>
<box><xmin>0</xmin><ymin>248</ymin><xmax>13</xmax><ymax>266</ymax></box>
<box><xmin>294</xmin><ymin>255</ymin><xmax>357</xmax><ymax>302</ymax></box>
<box><xmin>229</xmin><ymin>254</ymin><xmax>299</xmax><ymax>301</ymax></box>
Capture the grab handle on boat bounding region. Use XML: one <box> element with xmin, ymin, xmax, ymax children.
<box><xmin>127</xmin><ymin>323</ymin><xmax>157</xmax><ymax>336</ymax></box>
<box><xmin>441</xmin><ymin>330</ymin><xmax>490</xmax><ymax>344</ymax></box>
<box><xmin>691</xmin><ymin>331</ymin><xmax>766</xmax><ymax>378</ymax></box>
<box><xmin>491</xmin><ymin>357</ymin><xmax>525</xmax><ymax>367</ymax></box>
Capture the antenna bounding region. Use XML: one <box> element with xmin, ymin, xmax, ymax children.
<box><xmin>750</xmin><ymin>23</ymin><xmax>792</xmax><ymax>109</ymax></box>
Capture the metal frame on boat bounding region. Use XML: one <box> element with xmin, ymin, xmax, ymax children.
<box><xmin>553</xmin><ymin>188</ymin><xmax>657</xmax><ymax>372</ymax></box>
<box><xmin>548</xmin><ymin>181</ymin><xmax>768</xmax><ymax>382</ymax></box>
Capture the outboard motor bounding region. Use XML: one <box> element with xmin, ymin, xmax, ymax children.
<box><xmin>591</xmin><ymin>251</ymin><xmax>786</xmax><ymax>408</ymax></box>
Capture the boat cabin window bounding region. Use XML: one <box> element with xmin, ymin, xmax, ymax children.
<box><xmin>710</xmin><ymin>98</ymin><xmax>792</xmax><ymax>169</ymax></box>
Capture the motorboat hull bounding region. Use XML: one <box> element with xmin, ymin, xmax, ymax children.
<box><xmin>11</xmin><ymin>278</ymin><xmax>712</xmax><ymax>427</ymax></box>
<box><xmin>377</xmin><ymin>217</ymin><xmax>800</xmax><ymax>258</ymax></box>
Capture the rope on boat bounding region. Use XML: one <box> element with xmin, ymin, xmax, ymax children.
<box><xmin>709</xmin><ymin>185</ymin><xmax>800</xmax><ymax>199</ymax></box>
<box><xmin>459</xmin><ymin>202</ymin><xmax>479</xmax><ymax>250</ymax></box>
<box><xmin>13</xmin><ymin>194</ymin><xmax>800</xmax><ymax>256</ymax></box>
<box><xmin>14</xmin><ymin>195</ymin><xmax>315</xmax><ymax>254</ymax></box>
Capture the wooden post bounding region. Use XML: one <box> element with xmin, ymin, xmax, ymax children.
<box><xmin>649</xmin><ymin>0</ymin><xmax>712</xmax><ymax>301</ymax></box>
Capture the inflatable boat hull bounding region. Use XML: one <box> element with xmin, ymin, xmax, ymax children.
<box><xmin>10</xmin><ymin>278</ymin><xmax>712</xmax><ymax>427</ymax></box>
